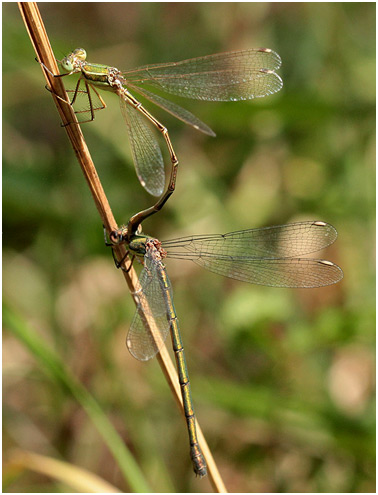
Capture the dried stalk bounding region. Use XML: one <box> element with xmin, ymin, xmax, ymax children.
<box><xmin>18</xmin><ymin>3</ymin><xmax>226</xmax><ymax>491</ymax></box>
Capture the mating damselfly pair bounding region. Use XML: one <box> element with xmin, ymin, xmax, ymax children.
<box><xmin>44</xmin><ymin>47</ymin><xmax>343</xmax><ymax>478</ymax></box>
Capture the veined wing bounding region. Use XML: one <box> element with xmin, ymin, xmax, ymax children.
<box><xmin>122</xmin><ymin>48</ymin><xmax>283</xmax><ymax>101</ymax></box>
<box><xmin>119</xmin><ymin>96</ymin><xmax>165</xmax><ymax>197</ymax></box>
<box><xmin>129</xmin><ymin>85</ymin><xmax>216</xmax><ymax>136</ymax></box>
<box><xmin>162</xmin><ymin>222</ymin><xmax>338</xmax><ymax>259</ymax></box>
<box><xmin>180</xmin><ymin>256</ymin><xmax>342</xmax><ymax>288</ymax></box>
<box><xmin>161</xmin><ymin>221</ymin><xmax>343</xmax><ymax>288</ymax></box>
<box><xmin>127</xmin><ymin>251</ymin><xmax>171</xmax><ymax>361</ymax></box>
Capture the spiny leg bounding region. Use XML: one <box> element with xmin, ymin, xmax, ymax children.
<box><xmin>60</xmin><ymin>79</ymin><xmax>106</xmax><ymax>123</ymax></box>
<box><xmin>70</xmin><ymin>80</ymin><xmax>106</xmax><ymax>123</ymax></box>
<box><xmin>39</xmin><ymin>59</ymin><xmax>106</xmax><ymax>123</ymax></box>
<box><xmin>38</xmin><ymin>59</ymin><xmax>80</xmax><ymax>106</ymax></box>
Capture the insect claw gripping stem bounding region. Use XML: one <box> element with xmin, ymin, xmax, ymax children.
<box><xmin>46</xmin><ymin>46</ymin><xmax>290</xmax><ymax>480</ymax></box>
<box><xmin>47</xmin><ymin>47</ymin><xmax>284</xmax><ymax>236</ymax></box>
<box><xmin>108</xmin><ymin>220</ymin><xmax>343</xmax><ymax>479</ymax></box>
<box><xmin>119</xmin><ymin>254</ymin><xmax>135</xmax><ymax>273</ymax></box>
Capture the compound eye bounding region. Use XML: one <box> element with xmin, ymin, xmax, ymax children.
<box><xmin>74</xmin><ymin>48</ymin><xmax>87</xmax><ymax>60</ymax></box>
<box><xmin>109</xmin><ymin>231</ymin><xmax>120</xmax><ymax>244</ymax></box>
<box><xmin>61</xmin><ymin>55</ymin><xmax>73</xmax><ymax>72</ymax></box>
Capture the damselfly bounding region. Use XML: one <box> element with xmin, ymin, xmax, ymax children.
<box><xmin>109</xmin><ymin>220</ymin><xmax>343</xmax><ymax>476</ymax></box>
<box><xmin>43</xmin><ymin>47</ymin><xmax>282</xmax><ymax>233</ymax></box>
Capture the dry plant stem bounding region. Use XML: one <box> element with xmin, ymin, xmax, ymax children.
<box><xmin>6</xmin><ymin>449</ymin><xmax>122</xmax><ymax>493</ymax></box>
<box><xmin>19</xmin><ymin>3</ymin><xmax>226</xmax><ymax>492</ymax></box>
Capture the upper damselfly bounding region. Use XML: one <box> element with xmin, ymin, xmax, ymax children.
<box><xmin>43</xmin><ymin>47</ymin><xmax>282</xmax><ymax>232</ymax></box>
<box><xmin>109</xmin><ymin>220</ymin><xmax>343</xmax><ymax>476</ymax></box>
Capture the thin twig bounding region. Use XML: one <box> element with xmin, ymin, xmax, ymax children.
<box><xmin>19</xmin><ymin>3</ymin><xmax>226</xmax><ymax>492</ymax></box>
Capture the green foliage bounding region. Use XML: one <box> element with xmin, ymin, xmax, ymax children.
<box><xmin>3</xmin><ymin>3</ymin><xmax>375</xmax><ymax>492</ymax></box>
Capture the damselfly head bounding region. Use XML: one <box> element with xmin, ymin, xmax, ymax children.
<box><xmin>61</xmin><ymin>48</ymin><xmax>87</xmax><ymax>72</ymax></box>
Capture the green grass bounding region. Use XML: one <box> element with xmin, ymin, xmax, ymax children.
<box><xmin>3</xmin><ymin>2</ymin><xmax>375</xmax><ymax>493</ymax></box>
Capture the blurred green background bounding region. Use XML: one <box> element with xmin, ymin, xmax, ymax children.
<box><xmin>3</xmin><ymin>2</ymin><xmax>375</xmax><ymax>493</ymax></box>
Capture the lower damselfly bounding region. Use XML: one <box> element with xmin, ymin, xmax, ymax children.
<box><xmin>42</xmin><ymin>47</ymin><xmax>282</xmax><ymax>235</ymax></box>
<box><xmin>109</xmin><ymin>220</ymin><xmax>343</xmax><ymax>476</ymax></box>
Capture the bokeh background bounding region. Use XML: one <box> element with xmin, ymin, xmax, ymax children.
<box><xmin>3</xmin><ymin>2</ymin><xmax>375</xmax><ymax>493</ymax></box>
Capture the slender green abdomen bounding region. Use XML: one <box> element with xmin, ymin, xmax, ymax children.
<box><xmin>158</xmin><ymin>263</ymin><xmax>207</xmax><ymax>477</ymax></box>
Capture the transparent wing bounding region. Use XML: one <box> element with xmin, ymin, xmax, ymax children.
<box><xmin>65</xmin><ymin>78</ymin><xmax>106</xmax><ymax>123</ymax></box>
<box><xmin>129</xmin><ymin>84</ymin><xmax>216</xmax><ymax>136</ymax></box>
<box><xmin>162</xmin><ymin>221</ymin><xmax>343</xmax><ymax>288</ymax></box>
<box><xmin>163</xmin><ymin>222</ymin><xmax>338</xmax><ymax>258</ymax></box>
<box><xmin>122</xmin><ymin>48</ymin><xmax>283</xmax><ymax>101</ymax></box>
<box><xmin>127</xmin><ymin>253</ymin><xmax>171</xmax><ymax>361</ymax></box>
<box><xmin>120</xmin><ymin>96</ymin><xmax>165</xmax><ymax>197</ymax></box>
<box><xmin>189</xmin><ymin>257</ymin><xmax>342</xmax><ymax>288</ymax></box>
